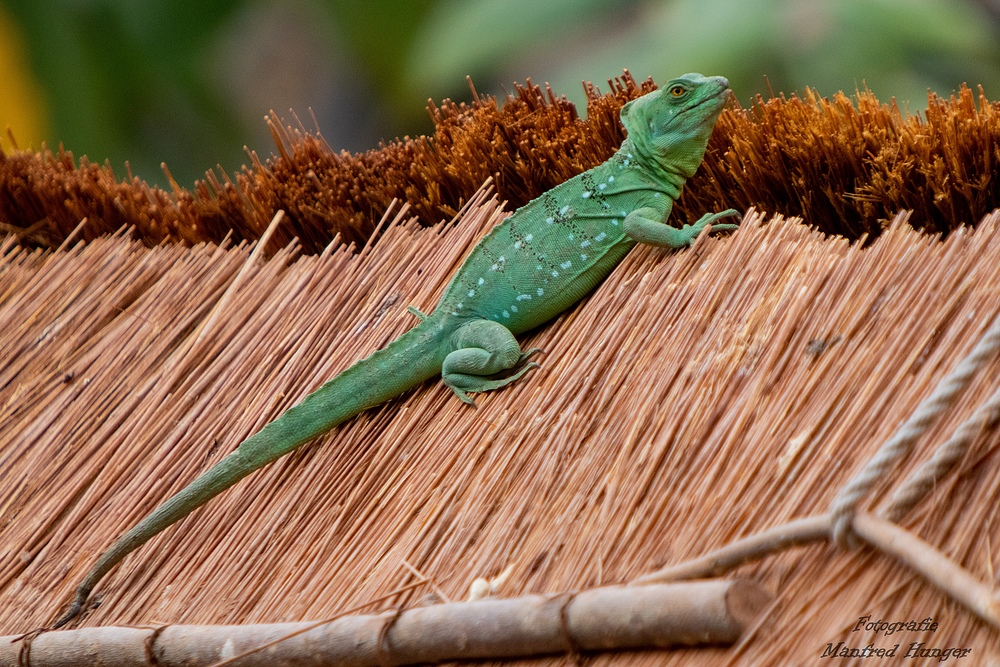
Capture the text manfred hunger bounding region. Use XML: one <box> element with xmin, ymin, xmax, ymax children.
<box><xmin>821</xmin><ymin>642</ymin><xmax>972</xmax><ymax>660</ymax></box>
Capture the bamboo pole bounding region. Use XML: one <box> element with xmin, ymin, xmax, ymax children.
<box><xmin>2</xmin><ymin>580</ymin><xmax>770</xmax><ymax>667</ymax></box>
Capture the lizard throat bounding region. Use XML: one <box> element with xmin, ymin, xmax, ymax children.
<box><xmin>621</xmin><ymin>137</ymin><xmax>686</xmax><ymax>200</ymax></box>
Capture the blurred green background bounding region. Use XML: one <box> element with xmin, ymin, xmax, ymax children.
<box><xmin>2</xmin><ymin>0</ymin><xmax>999</xmax><ymax>187</ymax></box>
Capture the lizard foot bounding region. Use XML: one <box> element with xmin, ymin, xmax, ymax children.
<box><xmin>684</xmin><ymin>209</ymin><xmax>742</xmax><ymax>245</ymax></box>
<box><xmin>443</xmin><ymin>361</ymin><xmax>541</xmax><ymax>408</ymax></box>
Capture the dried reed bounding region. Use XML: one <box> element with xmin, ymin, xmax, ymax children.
<box><xmin>1</xmin><ymin>189</ymin><xmax>999</xmax><ymax>662</ymax></box>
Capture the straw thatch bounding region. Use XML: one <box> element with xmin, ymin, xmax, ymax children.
<box><xmin>2</xmin><ymin>195</ymin><xmax>999</xmax><ymax>662</ymax></box>
<box><xmin>1</xmin><ymin>75</ymin><xmax>1000</xmax><ymax>663</ymax></box>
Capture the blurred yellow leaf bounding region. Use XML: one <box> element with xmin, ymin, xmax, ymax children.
<box><xmin>0</xmin><ymin>4</ymin><xmax>47</xmax><ymax>152</ymax></box>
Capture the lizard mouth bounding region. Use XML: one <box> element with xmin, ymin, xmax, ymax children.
<box><xmin>707</xmin><ymin>85</ymin><xmax>732</xmax><ymax>104</ymax></box>
<box><xmin>682</xmin><ymin>88</ymin><xmax>729</xmax><ymax>115</ymax></box>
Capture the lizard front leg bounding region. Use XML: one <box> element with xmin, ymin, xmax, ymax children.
<box><xmin>442</xmin><ymin>319</ymin><xmax>541</xmax><ymax>406</ymax></box>
<box><xmin>624</xmin><ymin>206</ymin><xmax>740</xmax><ymax>248</ymax></box>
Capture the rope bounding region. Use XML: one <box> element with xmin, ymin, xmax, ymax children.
<box><xmin>882</xmin><ymin>381</ymin><xmax>1000</xmax><ymax>521</ymax></box>
<box><xmin>829</xmin><ymin>312</ymin><xmax>1000</xmax><ymax>549</ymax></box>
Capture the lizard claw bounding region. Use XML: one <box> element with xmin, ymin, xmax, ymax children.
<box><xmin>708</xmin><ymin>223</ymin><xmax>739</xmax><ymax>233</ymax></box>
<box><xmin>518</xmin><ymin>347</ymin><xmax>544</xmax><ymax>364</ymax></box>
<box><xmin>699</xmin><ymin>209</ymin><xmax>741</xmax><ymax>239</ymax></box>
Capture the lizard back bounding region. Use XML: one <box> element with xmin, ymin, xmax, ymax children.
<box><xmin>436</xmin><ymin>149</ymin><xmax>673</xmax><ymax>334</ymax></box>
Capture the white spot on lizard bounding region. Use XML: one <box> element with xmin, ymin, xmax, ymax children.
<box><xmin>560</xmin><ymin>261</ymin><xmax>572</xmax><ymax>270</ymax></box>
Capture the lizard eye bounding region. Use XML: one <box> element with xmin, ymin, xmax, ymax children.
<box><xmin>669</xmin><ymin>85</ymin><xmax>687</xmax><ymax>97</ymax></box>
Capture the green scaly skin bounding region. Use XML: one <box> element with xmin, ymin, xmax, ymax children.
<box><xmin>53</xmin><ymin>73</ymin><xmax>739</xmax><ymax>627</ymax></box>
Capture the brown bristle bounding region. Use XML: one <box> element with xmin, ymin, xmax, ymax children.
<box><xmin>0</xmin><ymin>73</ymin><xmax>998</xmax><ymax>254</ymax></box>
<box><xmin>682</xmin><ymin>85</ymin><xmax>1000</xmax><ymax>237</ymax></box>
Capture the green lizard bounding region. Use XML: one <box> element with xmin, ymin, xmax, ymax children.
<box><xmin>53</xmin><ymin>73</ymin><xmax>739</xmax><ymax>627</ymax></box>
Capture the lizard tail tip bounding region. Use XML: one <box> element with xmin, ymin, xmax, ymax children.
<box><xmin>51</xmin><ymin>598</ymin><xmax>85</xmax><ymax>629</ymax></box>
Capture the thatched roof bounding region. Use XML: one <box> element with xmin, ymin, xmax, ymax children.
<box><xmin>1</xmin><ymin>74</ymin><xmax>999</xmax><ymax>663</ymax></box>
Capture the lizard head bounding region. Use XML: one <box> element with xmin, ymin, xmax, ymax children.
<box><xmin>620</xmin><ymin>73</ymin><xmax>730</xmax><ymax>181</ymax></box>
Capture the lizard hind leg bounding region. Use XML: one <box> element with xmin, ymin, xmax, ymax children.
<box><xmin>442</xmin><ymin>319</ymin><xmax>541</xmax><ymax>406</ymax></box>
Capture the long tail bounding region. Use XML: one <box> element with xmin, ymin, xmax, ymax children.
<box><xmin>55</xmin><ymin>323</ymin><xmax>444</xmax><ymax>627</ymax></box>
